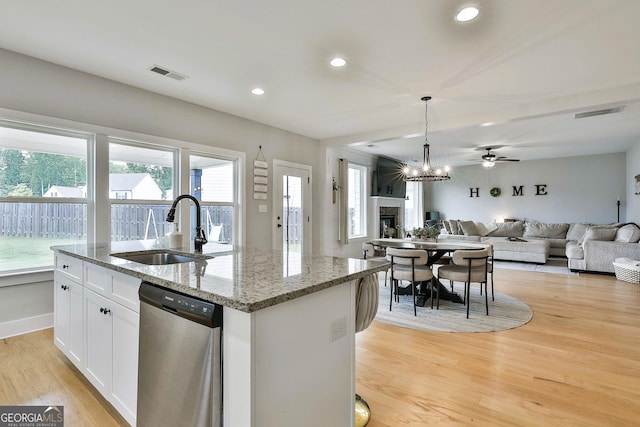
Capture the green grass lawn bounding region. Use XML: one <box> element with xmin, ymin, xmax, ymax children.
<box><xmin>0</xmin><ymin>236</ymin><xmax>83</xmax><ymax>271</ymax></box>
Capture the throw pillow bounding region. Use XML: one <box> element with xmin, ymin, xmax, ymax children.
<box><xmin>475</xmin><ymin>222</ymin><xmax>497</xmax><ymax>237</ymax></box>
<box><xmin>459</xmin><ymin>220</ymin><xmax>479</xmax><ymax>236</ymax></box>
<box><xmin>448</xmin><ymin>220</ymin><xmax>461</xmax><ymax>235</ymax></box>
<box><xmin>614</xmin><ymin>224</ymin><xmax>640</xmax><ymax>243</ymax></box>
<box><xmin>566</xmin><ymin>223</ymin><xmax>592</xmax><ymax>241</ymax></box>
<box><xmin>523</xmin><ymin>222</ymin><xmax>569</xmax><ymax>239</ymax></box>
<box><xmin>488</xmin><ymin>221</ymin><xmax>525</xmax><ymax>237</ymax></box>
<box><xmin>580</xmin><ymin>226</ymin><xmax>618</xmax><ymax>244</ymax></box>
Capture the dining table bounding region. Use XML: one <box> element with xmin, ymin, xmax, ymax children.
<box><xmin>371</xmin><ymin>238</ymin><xmax>485</xmax><ymax>306</ymax></box>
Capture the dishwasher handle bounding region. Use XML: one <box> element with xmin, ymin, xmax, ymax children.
<box><xmin>139</xmin><ymin>282</ymin><xmax>222</xmax><ymax>328</ymax></box>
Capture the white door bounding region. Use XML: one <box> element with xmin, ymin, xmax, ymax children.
<box><xmin>273</xmin><ymin>160</ymin><xmax>312</xmax><ymax>253</ymax></box>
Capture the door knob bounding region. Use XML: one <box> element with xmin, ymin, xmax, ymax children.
<box><xmin>277</xmin><ymin>224</ymin><xmax>282</xmax><ymax>228</ymax></box>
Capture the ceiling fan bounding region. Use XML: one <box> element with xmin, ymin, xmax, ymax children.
<box><xmin>481</xmin><ymin>147</ymin><xmax>520</xmax><ymax>167</ymax></box>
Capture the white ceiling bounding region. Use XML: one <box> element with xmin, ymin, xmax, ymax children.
<box><xmin>1</xmin><ymin>0</ymin><xmax>640</xmax><ymax>166</ymax></box>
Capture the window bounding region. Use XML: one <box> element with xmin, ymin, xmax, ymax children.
<box><xmin>0</xmin><ymin>114</ymin><xmax>243</xmax><ymax>273</ymax></box>
<box><xmin>404</xmin><ymin>181</ymin><xmax>424</xmax><ymax>231</ymax></box>
<box><xmin>109</xmin><ymin>139</ymin><xmax>176</xmax><ymax>241</ymax></box>
<box><xmin>189</xmin><ymin>154</ymin><xmax>236</xmax><ymax>244</ymax></box>
<box><xmin>0</xmin><ymin>120</ymin><xmax>90</xmax><ymax>272</ymax></box>
<box><xmin>348</xmin><ymin>163</ymin><xmax>366</xmax><ymax>238</ymax></box>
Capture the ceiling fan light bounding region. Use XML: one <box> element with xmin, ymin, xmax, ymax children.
<box><xmin>422</xmin><ymin>164</ymin><xmax>429</xmax><ymax>171</ymax></box>
<box><xmin>483</xmin><ymin>160</ymin><xmax>495</xmax><ymax>168</ymax></box>
<box><xmin>412</xmin><ymin>169</ymin><xmax>419</xmax><ymax>176</ymax></box>
<box><xmin>402</xmin><ymin>166</ymin><xmax>410</xmax><ymax>174</ymax></box>
<box><xmin>444</xmin><ymin>165</ymin><xmax>451</xmax><ymax>172</ymax></box>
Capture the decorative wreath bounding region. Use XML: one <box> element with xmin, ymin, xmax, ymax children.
<box><xmin>490</xmin><ymin>187</ymin><xmax>501</xmax><ymax>197</ymax></box>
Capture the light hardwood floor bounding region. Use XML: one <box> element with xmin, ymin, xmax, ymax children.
<box><xmin>357</xmin><ymin>269</ymin><xmax>640</xmax><ymax>426</ymax></box>
<box><xmin>1</xmin><ymin>268</ymin><xmax>639</xmax><ymax>426</ymax></box>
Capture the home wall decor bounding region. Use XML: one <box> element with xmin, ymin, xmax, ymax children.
<box><xmin>253</xmin><ymin>146</ymin><xmax>268</xmax><ymax>200</ymax></box>
<box><xmin>469</xmin><ymin>185</ymin><xmax>548</xmax><ymax>197</ymax></box>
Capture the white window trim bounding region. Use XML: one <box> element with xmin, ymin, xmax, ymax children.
<box><xmin>0</xmin><ymin>108</ymin><xmax>246</xmax><ymax>273</ymax></box>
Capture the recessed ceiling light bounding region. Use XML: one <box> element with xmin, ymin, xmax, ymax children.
<box><xmin>251</xmin><ymin>88</ymin><xmax>265</xmax><ymax>95</ymax></box>
<box><xmin>330</xmin><ymin>57</ymin><xmax>347</xmax><ymax>68</ymax></box>
<box><xmin>455</xmin><ymin>6</ymin><xmax>479</xmax><ymax>22</ymax></box>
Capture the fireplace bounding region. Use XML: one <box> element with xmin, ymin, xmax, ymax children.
<box><xmin>379</xmin><ymin>207</ymin><xmax>400</xmax><ymax>238</ymax></box>
<box><xmin>370</xmin><ymin>197</ymin><xmax>405</xmax><ymax>239</ymax></box>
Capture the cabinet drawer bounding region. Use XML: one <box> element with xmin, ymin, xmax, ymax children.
<box><xmin>85</xmin><ymin>263</ymin><xmax>112</xmax><ymax>297</ymax></box>
<box><xmin>55</xmin><ymin>253</ymin><xmax>83</xmax><ymax>282</ymax></box>
<box><xmin>111</xmin><ymin>271</ymin><xmax>141</xmax><ymax>313</ymax></box>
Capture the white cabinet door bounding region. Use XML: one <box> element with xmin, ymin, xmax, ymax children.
<box><xmin>54</xmin><ymin>273</ymin><xmax>84</xmax><ymax>370</ymax></box>
<box><xmin>84</xmin><ymin>288</ymin><xmax>112</xmax><ymax>397</ymax></box>
<box><xmin>110</xmin><ymin>302</ymin><xmax>139</xmax><ymax>426</ymax></box>
<box><xmin>53</xmin><ymin>274</ymin><xmax>71</xmax><ymax>354</ymax></box>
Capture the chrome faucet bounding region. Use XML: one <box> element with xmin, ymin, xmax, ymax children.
<box><xmin>166</xmin><ymin>194</ymin><xmax>208</xmax><ymax>253</ymax></box>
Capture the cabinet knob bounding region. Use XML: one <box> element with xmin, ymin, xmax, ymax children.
<box><xmin>62</xmin><ymin>264</ymin><xmax>69</xmax><ymax>269</ymax></box>
<box><xmin>100</xmin><ymin>308</ymin><xmax>111</xmax><ymax>315</ymax></box>
<box><xmin>60</xmin><ymin>285</ymin><xmax>68</xmax><ymax>291</ymax></box>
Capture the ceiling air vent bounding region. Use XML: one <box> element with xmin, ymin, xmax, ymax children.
<box><xmin>149</xmin><ymin>65</ymin><xmax>188</xmax><ymax>81</ymax></box>
<box><xmin>575</xmin><ymin>106</ymin><xmax>624</xmax><ymax>119</ymax></box>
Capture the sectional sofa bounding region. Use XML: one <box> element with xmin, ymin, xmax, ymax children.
<box><xmin>438</xmin><ymin>220</ymin><xmax>640</xmax><ymax>274</ymax></box>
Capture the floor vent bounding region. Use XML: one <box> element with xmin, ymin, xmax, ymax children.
<box><xmin>149</xmin><ymin>65</ymin><xmax>188</xmax><ymax>81</ymax></box>
<box><xmin>575</xmin><ymin>106</ymin><xmax>624</xmax><ymax>119</ymax></box>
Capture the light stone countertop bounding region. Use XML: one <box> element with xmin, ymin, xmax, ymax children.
<box><xmin>52</xmin><ymin>240</ymin><xmax>389</xmax><ymax>313</ymax></box>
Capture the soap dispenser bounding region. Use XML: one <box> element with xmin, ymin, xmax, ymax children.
<box><xmin>169</xmin><ymin>223</ymin><xmax>183</xmax><ymax>249</ymax></box>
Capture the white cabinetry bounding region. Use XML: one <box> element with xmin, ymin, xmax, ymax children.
<box><xmin>53</xmin><ymin>251</ymin><xmax>140</xmax><ymax>427</ymax></box>
<box><xmin>53</xmin><ymin>254</ymin><xmax>84</xmax><ymax>371</ymax></box>
<box><xmin>83</xmin><ymin>263</ymin><xmax>140</xmax><ymax>426</ymax></box>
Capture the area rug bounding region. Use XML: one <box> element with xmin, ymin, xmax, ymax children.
<box><xmin>375</xmin><ymin>281</ymin><xmax>532</xmax><ymax>333</ymax></box>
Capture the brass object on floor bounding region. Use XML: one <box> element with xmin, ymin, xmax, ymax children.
<box><xmin>355</xmin><ymin>394</ymin><xmax>371</xmax><ymax>427</ymax></box>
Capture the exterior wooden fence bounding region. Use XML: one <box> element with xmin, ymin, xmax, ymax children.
<box><xmin>0</xmin><ymin>202</ymin><xmax>234</xmax><ymax>242</ymax></box>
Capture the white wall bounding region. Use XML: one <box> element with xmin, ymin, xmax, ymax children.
<box><xmin>425</xmin><ymin>153</ymin><xmax>627</xmax><ymax>224</ymax></box>
<box><xmin>0</xmin><ymin>274</ymin><xmax>53</xmax><ymax>338</ymax></box>
<box><xmin>626</xmin><ymin>140</ymin><xmax>640</xmax><ymax>224</ymax></box>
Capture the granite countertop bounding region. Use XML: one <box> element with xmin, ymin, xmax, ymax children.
<box><xmin>52</xmin><ymin>241</ymin><xmax>389</xmax><ymax>313</ymax></box>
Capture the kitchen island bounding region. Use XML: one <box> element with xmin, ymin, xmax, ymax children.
<box><xmin>52</xmin><ymin>241</ymin><xmax>388</xmax><ymax>427</ymax></box>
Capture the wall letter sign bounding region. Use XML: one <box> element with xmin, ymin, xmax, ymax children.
<box><xmin>535</xmin><ymin>184</ymin><xmax>548</xmax><ymax>195</ymax></box>
<box><xmin>512</xmin><ymin>186</ymin><xmax>524</xmax><ymax>196</ymax></box>
<box><xmin>469</xmin><ymin>187</ymin><xmax>479</xmax><ymax>198</ymax></box>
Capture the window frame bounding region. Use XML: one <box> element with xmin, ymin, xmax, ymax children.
<box><xmin>347</xmin><ymin>162</ymin><xmax>367</xmax><ymax>239</ymax></box>
<box><xmin>0</xmin><ymin>118</ymin><xmax>93</xmax><ymax>273</ymax></box>
<box><xmin>0</xmin><ymin>109</ymin><xmax>246</xmax><ymax>276</ymax></box>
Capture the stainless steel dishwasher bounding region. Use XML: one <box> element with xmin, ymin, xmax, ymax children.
<box><xmin>137</xmin><ymin>282</ymin><xmax>223</xmax><ymax>427</ymax></box>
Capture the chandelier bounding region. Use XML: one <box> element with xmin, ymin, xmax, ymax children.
<box><xmin>402</xmin><ymin>96</ymin><xmax>451</xmax><ymax>182</ymax></box>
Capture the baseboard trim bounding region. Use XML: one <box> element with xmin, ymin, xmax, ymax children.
<box><xmin>0</xmin><ymin>313</ymin><xmax>53</xmax><ymax>339</ymax></box>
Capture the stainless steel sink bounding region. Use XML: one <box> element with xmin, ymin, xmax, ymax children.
<box><xmin>111</xmin><ymin>250</ymin><xmax>211</xmax><ymax>265</ymax></box>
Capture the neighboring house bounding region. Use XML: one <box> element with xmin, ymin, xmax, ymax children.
<box><xmin>43</xmin><ymin>185</ymin><xmax>86</xmax><ymax>198</ymax></box>
<box><xmin>44</xmin><ymin>173</ymin><xmax>163</xmax><ymax>200</ymax></box>
<box><xmin>108</xmin><ymin>173</ymin><xmax>163</xmax><ymax>200</ymax></box>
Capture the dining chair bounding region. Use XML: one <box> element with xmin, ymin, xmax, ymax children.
<box><xmin>362</xmin><ymin>242</ymin><xmax>389</xmax><ymax>287</ymax></box>
<box><xmin>386</xmin><ymin>247</ymin><xmax>432</xmax><ymax>316</ymax></box>
<box><xmin>436</xmin><ymin>247</ymin><xmax>491</xmax><ymax>318</ymax></box>
<box><xmin>446</xmin><ymin>244</ymin><xmax>494</xmax><ymax>302</ymax></box>
<box><xmin>479</xmin><ymin>244</ymin><xmax>494</xmax><ymax>301</ymax></box>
